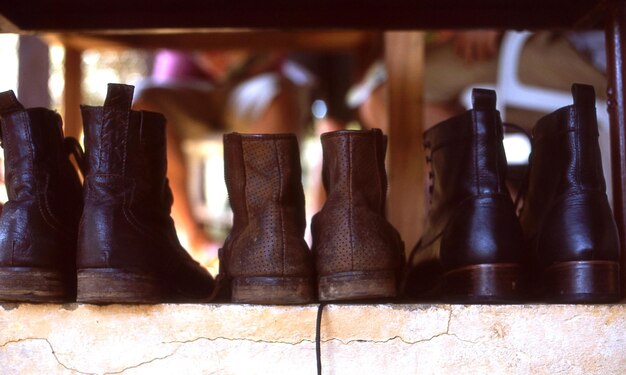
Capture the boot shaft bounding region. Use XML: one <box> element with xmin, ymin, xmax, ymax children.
<box><xmin>79</xmin><ymin>83</ymin><xmax>175</xmax><ymax>268</ymax></box>
<box><xmin>223</xmin><ymin>132</ymin><xmax>306</xmax><ymax>235</ymax></box>
<box><xmin>520</xmin><ymin>83</ymin><xmax>619</xmax><ymax>265</ymax></box>
<box><xmin>526</xmin><ymin>84</ymin><xmax>605</xmax><ymax>205</ymax></box>
<box><xmin>423</xmin><ymin>89</ymin><xmax>510</xmax><ymax>242</ymax></box>
<box><xmin>320</xmin><ymin>129</ymin><xmax>387</xmax><ymax>214</ymax></box>
<box><xmin>0</xmin><ymin>91</ymin><xmax>80</xmax><ymax>202</ymax></box>
<box><xmin>81</xmin><ymin>84</ymin><xmax>169</xmax><ymax>203</ymax></box>
<box><xmin>424</xmin><ymin>89</ymin><xmax>508</xmax><ymax>211</ymax></box>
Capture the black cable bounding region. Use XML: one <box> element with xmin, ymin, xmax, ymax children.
<box><xmin>316</xmin><ymin>303</ymin><xmax>327</xmax><ymax>375</ymax></box>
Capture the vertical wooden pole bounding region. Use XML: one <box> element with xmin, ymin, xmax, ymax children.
<box><xmin>606</xmin><ymin>0</ymin><xmax>626</xmax><ymax>298</ymax></box>
<box><xmin>63</xmin><ymin>46</ymin><xmax>83</xmax><ymax>140</ymax></box>
<box><xmin>17</xmin><ymin>36</ymin><xmax>50</xmax><ymax>108</ymax></box>
<box><xmin>384</xmin><ymin>32</ymin><xmax>425</xmax><ymax>254</ymax></box>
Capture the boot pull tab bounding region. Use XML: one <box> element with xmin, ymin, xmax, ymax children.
<box><xmin>0</xmin><ymin>90</ymin><xmax>25</xmax><ymax>116</ymax></box>
<box><xmin>472</xmin><ymin>88</ymin><xmax>497</xmax><ymax>111</ymax></box>
<box><xmin>571</xmin><ymin>83</ymin><xmax>596</xmax><ymax>107</ymax></box>
<box><xmin>103</xmin><ymin>83</ymin><xmax>134</xmax><ymax>113</ymax></box>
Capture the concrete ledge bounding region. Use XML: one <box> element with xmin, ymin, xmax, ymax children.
<box><xmin>1</xmin><ymin>303</ymin><xmax>625</xmax><ymax>374</ymax></box>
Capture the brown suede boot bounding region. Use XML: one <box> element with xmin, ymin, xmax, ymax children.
<box><xmin>76</xmin><ymin>84</ymin><xmax>214</xmax><ymax>303</ymax></box>
<box><xmin>312</xmin><ymin>129</ymin><xmax>404</xmax><ymax>301</ymax></box>
<box><xmin>218</xmin><ymin>133</ymin><xmax>315</xmax><ymax>304</ymax></box>
<box><xmin>0</xmin><ymin>91</ymin><xmax>82</xmax><ymax>302</ymax></box>
<box><xmin>404</xmin><ymin>89</ymin><xmax>525</xmax><ymax>303</ymax></box>
<box><xmin>519</xmin><ymin>84</ymin><xmax>620</xmax><ymax>302</ymax></box>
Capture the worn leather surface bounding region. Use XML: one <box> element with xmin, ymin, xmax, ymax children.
<box><xmin>519</xmin><ymin>84</ymin><xmax>619</xmax><ymax>268</ymax></box>
<box><xmin>77</xmin><ymin>83</ymin><xmax>214</xmax><ymax>299</ymax></box>
<box><xmin>220</xmin><ymin>133</ymin><xmax>314</xmax><ymax>280</ymax></box>
<box><xmin>405</xmin><ymin>89</ymin><xmax>524</xmax><ymax>295</ymax></box>
<box><xmin>311</xmin><ymin>129</ymin><xmax>404</xmax><ymax>277</ymax></box>
<box><xmin>0</xmin><ymin>90</ymin><xmax>82</xmax><ymax>274</ymax></box>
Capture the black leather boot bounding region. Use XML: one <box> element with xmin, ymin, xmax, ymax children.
<box><xmin>0</xmin><ymin>91</ymin><xmax>82</xmax><ymax>302</ymax></box>
<box><xmin>77</xmin><ymin>84</ymin><xmax>214</xmax><ymax>303</ymax></box>
<box><xmin>404</xmin><ymin>88</ymin><xmax>525</xmax><ymax>302</ymax></box>
<box><xmin>519</xmin><ymin>83</ymin><xmax>620</xmax><ymax>303</ymax></box>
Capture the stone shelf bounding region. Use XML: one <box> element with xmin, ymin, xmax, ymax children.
<box><xmin>1</xmin><ymin>303</ymin><xmax>625</xmax><ymax>374</ymax></box>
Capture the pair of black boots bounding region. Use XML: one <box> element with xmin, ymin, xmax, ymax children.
<box><xmin>405</xmin><ymin>84</ymin><xmax>620</xmax><ymax>303</ymax></box>
<box><xmin>0</xmin><ymin>84</ymin><xmax>214</xmax><ymax>303</ymax></box>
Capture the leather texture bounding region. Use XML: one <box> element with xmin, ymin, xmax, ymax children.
<box><xmin>219</xmin><ymin>133</ymin><xmax>314</xmax><ymax>289</ymax></box>
<box><xmin>519</xmin><ymin>84</ymin><xmax>619</xmax><ymax>268</ymax></box>
<box><xmin>311</xmin><ymin>129</ymin><xmax>404</xmax><ymax>279</ymax></box>
<box><xmin>404</xmin><ymin>89</ymin><xmax>524</xmax><ymax>296</ymax></box>
<box><xmin>77</xmin><ymin>83</ymin><xmax>214</xmax><ymax>300</ymax></box>
<box><xmin>0</xmin><ymin>90</ymin><xmax>82</xmax><ymax>276</ymax></box>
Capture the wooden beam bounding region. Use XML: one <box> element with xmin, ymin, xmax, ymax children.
<box><xmin>384</xmin><ymin>31</ymin><xmax>425</xmax><ymax>255</ymax></box>
<box><xmin>47</xmin><ymin>31</ymin><xmax>378</xmax><ymax>52</ymax></box>
<box><xmin>0</xmin><ymin>0</ymin><xmax>606</xmax><ymax>32</ymax></box>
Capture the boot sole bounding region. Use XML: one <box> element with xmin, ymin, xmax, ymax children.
<box><xmin>0</xmin><ymin>267</ymin><xmax>72</xmax><ymax>303</ymax></box>
<box><xmin>77</xmin><ymin>268</ymin><xmax>163</xmax><ymax>304</ymax></box>
<box><xmin>543</xmin><ymin>260</ymin><xmax>620</xmax><ymax>303</ymax></box>
<box><xmin>232</xmin><ymin>276</ymin><xmax>314</xmax><ymax>304</ymax></box>
<box><xmin>318</xmin><ymin>270</ymin><xmax>397</xmax><ymax>302</ymax></box>
<box><xmin>442</xmin><ymin>263</ymin><xmax>524</xmax><ymax>303</ymax></box>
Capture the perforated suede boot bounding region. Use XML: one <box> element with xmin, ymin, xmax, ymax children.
<box><xmin>519</xmin><ymin>84</ymin><xmax>620</xmax><ymax>302</ymax></box>
<box><xmin>218</xmin><ymin>133</ymin><xmax>315</xmax><ymax>304</ymax></box>
<box><xmin>404</xmin><ymin>89</ymin><xmax>525</xmax><ymax>303</ymax></box>
<box><xmin>312</xmin><ymin>129</ymin><xmax>404</xmax><ymax>301</ymax></box>
<box><xmin>0</xmin><ymin>91</ymin><xmax>82</xmax><ymax>302</ymax></box>
<box><xmin>77</xmin><ymin>84</ymin><xmax>214</xmax><ymax>303</ymax></box>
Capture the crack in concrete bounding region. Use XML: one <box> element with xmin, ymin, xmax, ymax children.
<box><xmin>102</xmin><ymin>349</ymin><xmax>180</xmax><ymax>375</ymax></box>
<box><xmin>162</xmin><ymin>336</ymin><xmax>315</xmax><ymax>346</ymax></box>
<box><xmin>160</xmin><ymin>307</ymin><xmax>476</xmax><ymax>348</ymax></box>
<box><xmin>0</xmin><ymin>337</ymin><xmax>94</xmax><ymax>374</ymax></box>
<box><xmin>1</xmin><ymin>337</ymin><xmax>181</xmax><ymax>375</ymax></box>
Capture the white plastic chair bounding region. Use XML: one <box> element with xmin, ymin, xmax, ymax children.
<box><xmin>461</xmin><ymin>31</ymin><xmax>612</xmax><ymax>202</ymax></box>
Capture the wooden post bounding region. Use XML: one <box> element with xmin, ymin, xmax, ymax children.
<box><xmin>384</xmin><ymin>32</ymin><xmax>425</xmax><ymax>254</ymax></box>
<box><xmin>606</xmin><ymin>0</ymin><xmax>626</xmax><ymax>298</ymax></box>
<box><xmin>17</xmin><ymin>36</ymin><xmax>50</xmax><ymax>108</ymax></box>
<box><xmin>63</xmin><ymin>46</ymin><xmax>83</xmax><ymax>140</ymax></box>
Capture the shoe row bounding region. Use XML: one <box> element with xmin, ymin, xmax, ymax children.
<box><xmin>0</xmin><ymin>83</ymin><xmax>405</xmax><ymax>304</ymax></box>
<box><xmin>0</xmin><ymin>83</ymin><xmax>619</xmax><ymax>305</ymax></box>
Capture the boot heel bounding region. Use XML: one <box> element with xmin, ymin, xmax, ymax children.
<box><xmin>318</xmin><ymin>270</ymin><xmax>397</xmax><ymax>302</ymax></box>
<box><xmin>231</xmin><ymin>276</ymin><xmax>314</xmax><ymax>304</ymax></box>
<box><xmin>544</xmin><ymin>260</ymin><xmax>620</xmax><ymax>303</ymax></box>
<box><xmin>442</xmin><ymin>263</ymin><xmax>524</xmax><ymax>303</ymax></box>
<box><xmin>77</xmin><ymin>268</ymin><xmax>163</xmax><ymax>304</ymax></box>
<box><xmin>0</xmin><ymin>267</ymin><xmax>71</xmax><ymax>303</ymax></box>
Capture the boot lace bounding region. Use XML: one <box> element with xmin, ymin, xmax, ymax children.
<box><xmin>424</xmin><ymin>140</ymin><xmax>434</xmax><ymax>204</ymax></box>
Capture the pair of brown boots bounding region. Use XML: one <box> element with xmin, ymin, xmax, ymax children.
<box><xmin>0</xmin><ymin>83</ymin><xmax>404</xmax><ymax>304</ymax></box>
<box><xmin>218</xmin><ymin>130</ymin><xmax>404</xmax><ymax>304</ymax></box>
<box><xmin>0</xmin><ymin>84</ymin><xmax>214</xmax><ymax>303</ymax></box>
